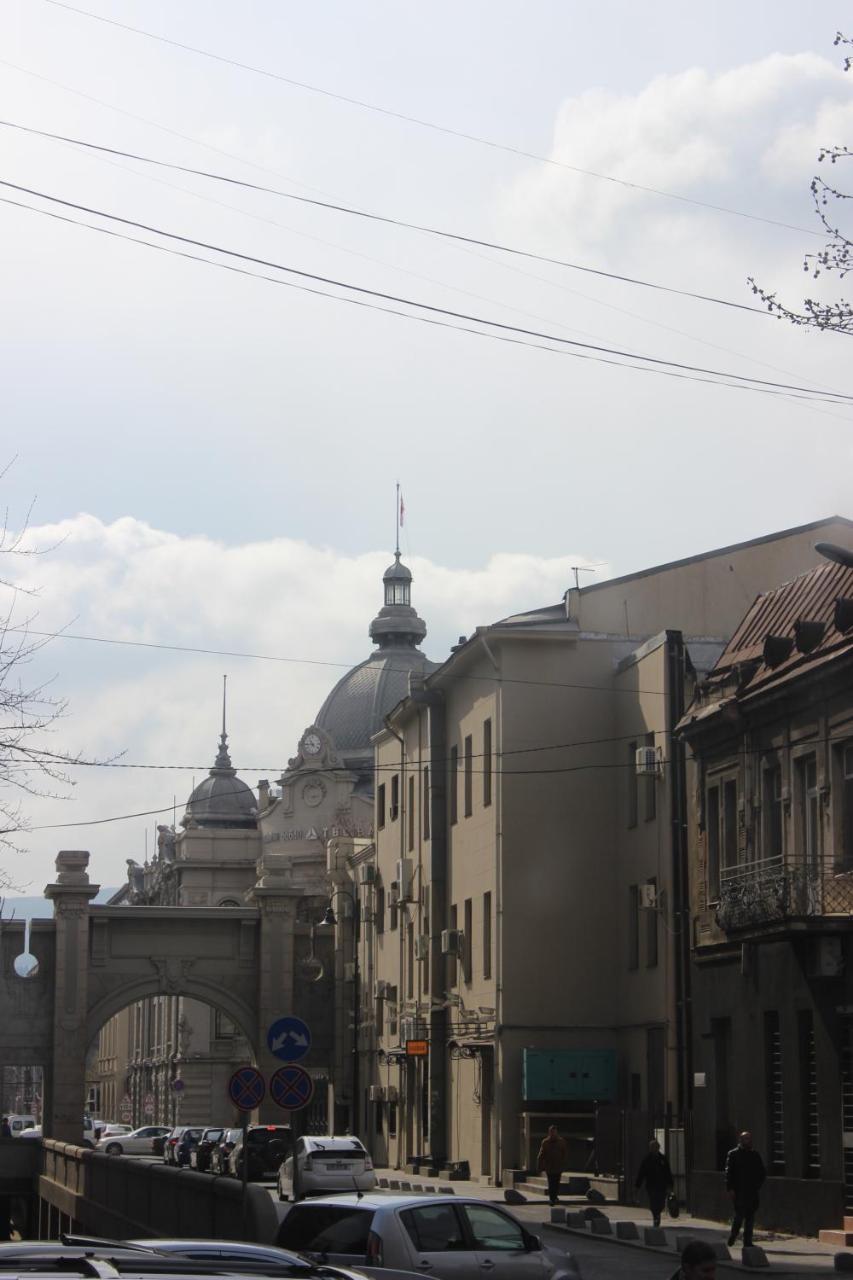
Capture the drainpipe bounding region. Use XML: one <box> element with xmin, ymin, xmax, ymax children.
<box><xmin>384</xmin><ymin>714</ymin><xmax>406</xmax><ymax>1169</ymax></box>
<box><xmin>667</xmin><ymin>631</ymin><xmax>693</xmax><ymax>1199</ymax></box>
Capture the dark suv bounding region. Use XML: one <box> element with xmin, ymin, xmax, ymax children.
<box><xmin>228</xmin><ymin>1125</ymin><xmax>291</xmax><ymax>1180</ymax></box>
<box><xmin>189</xmin><ymin>1127</ymin><xmax>225</xmax><ymax>1173</ymax></box>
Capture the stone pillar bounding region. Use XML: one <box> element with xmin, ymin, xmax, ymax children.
<box><xmin>247</xmin><ymin>853</ymin><xmax>301</xmax><ymax>1123</ymax></box>
<box><xmin>44</xmin><ymin>852</ymin><xmax>99</xmax><ymax>1144</ymax></box>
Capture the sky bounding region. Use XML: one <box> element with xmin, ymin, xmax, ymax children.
<box><xmin>1</xmin><ymin>0</ymin><xmax>852</xmax><ymax>893</ymax></box>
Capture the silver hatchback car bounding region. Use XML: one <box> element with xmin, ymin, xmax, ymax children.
<box><xmin>276</xmin><ymin>1194</ymin><xmax>578</xmax><ymax>1280</ymax></box>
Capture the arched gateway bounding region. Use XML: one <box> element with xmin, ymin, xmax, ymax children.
<box><xmin>1</xmin><ymin>850</ymin><xmax>336</xmax><ymax>1143</ymax></box>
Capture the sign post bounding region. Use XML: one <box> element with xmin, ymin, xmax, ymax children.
<box><xmin>268</xmin><ymin>1023</ymin><xmax>314</xmax><ymax>1204</ymax></box>
<box><xmin>228</xmin><ymin>1066</ymin><xmax>265</xmax><ymax>1238</ymax></box>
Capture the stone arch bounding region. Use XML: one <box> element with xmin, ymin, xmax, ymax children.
<box><xmin>86</xmin><ymin>977</ymin><xmax>259</xmax><ymax>1059</ymax></box>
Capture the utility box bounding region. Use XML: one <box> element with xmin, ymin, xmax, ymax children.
<box><xmin>522</xmin><ymin>1049</ymin><xmax>617</xmax><ymax>1102</ymax></box>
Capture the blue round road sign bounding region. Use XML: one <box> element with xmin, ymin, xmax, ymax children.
<box><xmin>228</xmin><ymin>1065</ymin><xmax>266</xmax><ymax>1112</ymax></box>
<box><xmin>270</xmin><ymin>1065</ymin><xmax>315</xmax><ymax>1112</ymax></box>
<box><xmin>267</xmin><ymin>1015</ymin><xmax>312</xmax><ymax>1063</ymax></box>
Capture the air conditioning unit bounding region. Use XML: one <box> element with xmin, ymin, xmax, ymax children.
<box><xmin>636</xmin><ymin>745</ymin><xmax>662</xmax><ymax>777</ymax></box>
<box><xmin>441</xmin><ymin>929</ymin><xmax>464</xmax><ymax>957</ymax></box>
<box><xmin>386</xmin><ymin>1084</ymin><xmax>399</xmax><ymax>1103</ymax></box>
<box><xmin>396</xmin><ymin>858</ymin><xmax>414</xmax><ymax>901</ymax></box>
<box><xmin>400</xmin><ymin>1017</ymin><xmax>416</xmax><ymax>1043</ymax></box>
<box><xmin>359</xmin><ymin>865</ymin><xmax>376</xmax><ymax>884</ymax></box>
<box><xmin>375</xmin><ymin>979</ymin><xmax>392</xmax><ymax>999</ymax></box>
<box><xmin>389</xmin><ymin>881</ymin><xmax>401</xmax><ymax>906</ymax></box>
<box><xmin>639</xmin><ymin>883</ymin><xmax>658</xmax><ymax>910</ymax></box>
<box><xmin>368</xmin><ymin>1085</ymin><xmax>385</xmax><ymax>1102</ymax></box>
<box><xmin>414</xmin><ymin>935</ymin><xmax>429</xmax><ymax>961</ymax></box>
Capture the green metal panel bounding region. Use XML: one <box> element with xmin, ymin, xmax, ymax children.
<box><xmin>522</xmin><ymin>1049</ymin><xmax>617</xmax><ymax>1101</ymax></box>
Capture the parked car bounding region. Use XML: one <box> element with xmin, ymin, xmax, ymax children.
<box><xmin>163</xmin><ymin>1126</ymin><xmax>195</xmax><ymax>1165</ymax></box>
<box><xmin>276</xmin><ymin>1194</ymin><xmax>579</xmax><ymax>1280</ymax></box>
<box><xmin>189</xmin><ymin>1128</ymin><xmax>225</xmax><ymax>1173</ymax></box>
<box><xmin>15</xmin><ymin>1126</ymin><xmax>42</xmax><ymax>1140</ymax></box>
<box><xmin>173</xmin><ymin>1127</ymin><xmax>204</xmax><ymax>1167</ymax></box>
<box><xmin>208</xmin><ymin>1127</ymin><xmax>242</xmax><ymax>1175</ymax></box>
<box><xmin>228</xmin><ymin>1124</ymin><xmax>291</xmax><ymax>1180</ymax></box>
<box><xmin>6</xmin><ymin>1115</ymin><xmax>37</xmax><ymax>1137</ymax></box>
<box><xmin>278</xmin><ymin>1136</ymin><xmax>375</xmax><ymax>1200</ymax></box>
<box><xmin>99</xmin><ymin>1124</ymin><xmax>134</xmax><ymax>1139</ymax></box>
<box><xmin>97</xmin><ymin>1125</ymin><xmax>173</xmax><ymax>1156</ymax></box>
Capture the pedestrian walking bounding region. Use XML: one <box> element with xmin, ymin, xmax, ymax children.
<box><xmin>724</xmin><ymin>1130</ymin><xmax>765</xmax><ymax>1248</ymax></box>
<box><xmin>670</xmin><ymin>1239</ymin><xmax>717</xmax><ymax>1280</ymax></box>
<box><xmin>536</xmin><ymin>1124</ymin><xmax>568</xmax><ymax>1206</ymax></box>
<box><xmin>635</xmin><ymin>1138</ymin><xmax>674</xmax><ymax>1227</ymax></box>
<box><xmin>0</xmin><ymin>1118</ymin><xmax>10</xmax><ymax>1139</ymax></box>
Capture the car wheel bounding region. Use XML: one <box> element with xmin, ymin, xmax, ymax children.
<box><xmin>106</xmin><ymin>1143</ymin><xmax>122</xmax><ymax>1155</ymax></box>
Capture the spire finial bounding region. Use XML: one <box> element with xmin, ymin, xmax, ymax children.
<box><xmin>222</xmin><ymin>673</ymin><xmax>227</xmax><ymax>738</ymax></box>
<box><xmin>214</xmin><ymin>674</ymin><xmax>233</xmax><ymax>771</ymax></box>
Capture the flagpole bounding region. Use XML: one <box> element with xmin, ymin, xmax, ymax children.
<box><xmin>395</xmin><ymin>481</ymin><xmax>400</xmax><ymax>556</ymax></box>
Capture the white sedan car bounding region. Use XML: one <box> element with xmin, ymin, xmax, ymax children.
<box><xmin>278</xmin><ymin>1136</ymin><xmax>376</xmax><ymax>1200</ymax></box>
<box><xmin>96</xmin><ymin>1124</ymin><xmax>172</xmax><ymax>1155</ymax></box>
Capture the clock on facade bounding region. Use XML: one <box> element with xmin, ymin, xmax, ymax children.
<box><xmin>302</xmin><ymin>732</ymin><xmax>322</xmax><ymax>756</ymax></box>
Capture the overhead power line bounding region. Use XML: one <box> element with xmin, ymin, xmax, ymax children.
<box><xmin>3</xmin><ymin>179</ymin><xmax>850</xmax><ymax>407</ymax></box>
<box><xmin>41</xmin><ymin>0</ymin><xmax>822</xmax><ymax>239</ymax></box>
<box><xmin>0</xmin><ymin>118</ymin><xmax>781</xmax><ymax>323</ymax></box>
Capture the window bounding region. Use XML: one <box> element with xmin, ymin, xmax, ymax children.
<box><xmin>407</xmin><ymin>923</ymin><xmax>414</xmax><ymax>999</ymax></box>
<box><xmin>630</xmin><ymin>1073</ymin><xmax>642</xmax><ymax>1110</ymax></box>
<box><xmin>388</xmin><ymin>985</ymin><xmax>398</xmax><ymax>1039</ymax></box>
<box><xmin>628</xmin><ymin>885</ymin><xmax>639</xmax><ymax>970</ymax></box>
<box><xmin>277</xmin><ymin>1205</ymin><xmax>373</xmax><ymax>1254</ymax></box>
<box><xmin>388</xmin><ymin>1100</ymin><xmax>398</xmax><ymax>1137</ymax></box>
<box><xmin>214</xmin><ymin>1011</ymin><xmax>237</xmax><ymax>1039</ymax></box>
<box><xmin>707</xmin><ymin>784</ymin><xmax>721</xmax><ymax>900</ymax></box>
<box><xmin>376</xmin><ymin>886</ymin><xmax>385</xmax><ymax>935</ymax></box>
<box><xmin>762</xmin><ymin>761</ymin><xmax>783</xmax><ymax>861</ymax></box>
<box><xmin>723</xmin><ymin>778</ymin><xmax>738</xmax><ymax>871</ymax></box>
<box><xmin>407</xmin><ymin>775</ymin><xmax>415</xmax><ymax>851</ymax></box>
<box><xmin>402</xmin><ymin>1204</ymin><xmax>465</xmax><ymax>1253</ymax></box>
<box><xmin>483</xmin><ymin>719</ymin><xmax>493</xmax><ymax>807</ymax></box>
<box><xmin>377</xmin><ymin>783</ymin><xmax>386</xmax><ymax>830</ymax></box>
<box><xmin>423</xmin><ymin>909</ymin><xmax>430</xmax><ymax>995</ymax></box>
<box><xmin>375</xmin><ymin>1101</ymin><xmax>383</xmax><ymax>1136</ymax></box>
<box><xmin>646</xmin><ymin>878</ymin><xmax>658</xmax><ymax>968</ymax></box>
<box><xmin>463</xmin><ymin>898</ymin><xmax>473</xmax><ymax>984</ymax></box>
<box><xmin>449</xmin><ymin>903</ymin><xmax>458</xmax><ymax>987</ymax></box>
<box><xmin>464</xmin><ymin>735</ymin><xmax>473</xmax><ymax>817</ymax></box>
<box><xmin>391</xmin><ymin>773</ymin><xmax>400</xmax><ymax>822</ymax></box>
<box><xmin>462</xmin><ymin>1204</ymin><xmax>526</xmax><ymax>1251</ymax></box>
<box><xmin>390</xmin><ymin>896</ymin><xmax>398</xmax><ymax>931</ymax></box>
<box><xmin>627</xmin><ymin>741</ymin><xmax>638</xmax><ymax>828</ymax></box>
<box><xmin>799</xmin><ymin>1010</ymin><xmax>820</xmax><ymax>1178</ymax></box>
<box><xmin>483</xmin><ymin>891</ymin><xmax>492</xmax><ymax>981</ymax></box>
<box><xmin>765</xmin><ymin>1010</ymin><xmax>786</xmax><ymax>1173</ymax></box>
<box><xmin>643</xmin><ymin>732</ymin><xmax>656</xmax><ymax>822</ymax></box>
<box><xmin>449</xmin><ymin>747</ymin><xmax>458</xmax><ymax>824</ymax></box>
<box><xmin>797</xmin><ymin>755</ymin><xmax>820</xmax><ymax>870</ymax></box>
<box><xmin>423</xmin><ymin>765</ymin><xmax>431</xmax><ymax>840</ymax></box>
<box><xmin>840</xmin><ymin>744</ymin><xmax>853</xmax><ymax>868</ymax></box>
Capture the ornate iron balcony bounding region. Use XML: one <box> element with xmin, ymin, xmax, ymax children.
<box><xmin>717</xmin><ymin>854</ymin><xmax>853</xmax><ymax>930</ymax></box>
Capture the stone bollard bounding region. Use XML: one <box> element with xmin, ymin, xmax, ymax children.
<box><xmin>615</xmin><ymin>1222</ymin><xmax>640</xmax><ymax>1240</ymax></box>
<box><xmin>378</xmin><ymin>1177</ymin><xmax>389</xmax><ymax>1188</ymax></box>
<box><xmin>504</xmin><ymin>1188</ymin><xmax>527</xmax><ymax>1205</ymax></box>
<box><xmin>644</xmin><ymin>1227</ymin><xmax>668</xmax><ymax>1246</ymax></box>
<box><xmin>740</xmin><ymin>1246</ymin><xmax>769</xmax><ymax>1268</ymax></box>
<box><xmin>438</xmin><ymin>1185</ymin><xmax>455</xmax><ymax>1194</ymax></box>
<box><xmin>590</xmin><ymin>1218</ymin><xmax>613</xmax><ymax>1235</ymax></box>
<box><xmin>567</xmin><ymin>1212</ymin><xmax>588</xmax><ymax>1228</ymax></box>
<box><xmin>835</xmin><ymin>1253</ymin><xmax>853</xmax><ymax>1272</ymax></box>
<box><xmin>711</xmin><ymin>1243</ymin><xmax>732</xmax><ymax>1261</ymax></box>
<box><xmin>550</xmin><ymin>1207</ymin><xmax>566</xmax><ymax>1224</ymax></box>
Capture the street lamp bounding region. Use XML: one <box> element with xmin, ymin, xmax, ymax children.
<box><xmin>318</xmin><ymin>888</ymin><xmax>360</xmax><ymax>1136</ymax></box>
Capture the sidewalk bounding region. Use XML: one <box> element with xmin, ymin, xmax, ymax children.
<box><xmin>372</xmin><ymin>1166</ymin><xmax>844</xmax><ymax>1274</ymax></box>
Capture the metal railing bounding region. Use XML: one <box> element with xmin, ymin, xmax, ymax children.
<box><xmin>717</xmin><ymin>854</ymin><xmax>853</xmax><ymax>930</ymax></box>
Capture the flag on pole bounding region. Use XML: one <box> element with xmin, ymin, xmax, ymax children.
<box><xmin>399</xmin><ymin>491</ymin><xmax>405</xmax><ymax>527</ymax></box>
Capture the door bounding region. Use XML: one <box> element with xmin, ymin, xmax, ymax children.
<box><xmin>460</xmin><ymin>1203</ymin><xmax>545</xmax><ymax>1280</ymax></box>
<box><xmin>841</xmin><ymin>1022</ymin><xmax>853</xmax><ymax>1212</ymax></box>
<box><xmin>480</xmin><ymin>1050</ymin><xmax>493</xmax><ymax>1179</ymax></box>
<box><xmin>398</xmin><ymin>1202</ymin><xmax>475</xmax><ymax>1276</ymax></box>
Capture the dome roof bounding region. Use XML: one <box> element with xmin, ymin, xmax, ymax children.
<box><xmin>383</xmin><ymin>556</ymin><xmax>412</xmax><ymax>583</ymax></box>
<box><xmin>315</xmin><ymin>648</ymin><xmax>436</xmax><ymax>764</ymax></box>
<box><xmin>184</xmin><ymin>731</ymin><xmax>257</xmax><ymax>829</ymax></box>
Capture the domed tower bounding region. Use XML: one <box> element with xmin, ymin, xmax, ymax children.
<box><xmin>183</xmin><ymin>684</ymin><xmax>257</xmax><ymax>829</ymax></box>
<box><xmin>313</xmin><ymin>551</ymin><xmax>436</xmax><ymax>782</ymax></box>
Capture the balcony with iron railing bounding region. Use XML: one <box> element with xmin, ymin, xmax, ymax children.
<box><xmin>716</xmin><ymin>853</ymin><xmax>853</xmax><ymax>931</ymax></box>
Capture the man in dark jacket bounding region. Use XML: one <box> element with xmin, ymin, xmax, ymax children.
<box><xmin>537</xmin><ymin>1125</ymin><xmax>568</xmax><ymax>1205</ymax></box>
<box><xmin>636</xmin><ymin>1138</ymin><xmax>674</xmax><ymax>1226</ymax></box>
<box><xmin>725</xmin><ymin>1131</ymin><xmax>766</xmax><ymax>1248</ymax></box>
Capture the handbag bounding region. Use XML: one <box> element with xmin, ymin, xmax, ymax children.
<box><xmin>667</xmin><ymin>1192</ymin><xmax>680</xmax><ymax>1218</ymax></box>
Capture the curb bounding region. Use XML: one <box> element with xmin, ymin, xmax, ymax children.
<box><xmin>543</xmin><ymin>1221</ymin><xmax>825</xmax><ymax>1276</ymax></box>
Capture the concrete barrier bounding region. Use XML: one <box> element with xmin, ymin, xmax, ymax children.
<box><xmin>644</xmin><ymin>1227</ymin><xmax>667</xmax><ymax>1245</ymax></box>
<box><xmin>615</xmin><ymin>1221</ymin><xmax>639</xmax><ymax>1240</ymax></box>
<box><xmin>550</xmin><ymin>1208</ymin><xmax>566</xmax><ymax>1224</ymax></box>
<box><xmin>566</xmin><ymin>1212</ymin><xmax>588</xmax><ymax>1228</ymax></box>
<box><xmin>711</xmin><ymin>1243</ymin><xmax>731</xmax><ymax>1260</ymax></box>
<box><xmin>740</xmin><ymin>1246</ymin><xmax>769</xmax><ymax>1267</ymax></box>
<box><xmin>590</xmin><ymin>1218</ymin><xmax>613</xmax><ymax>1235</ymax></box>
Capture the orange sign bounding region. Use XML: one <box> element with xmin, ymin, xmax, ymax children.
<box><xmin>406</xmin><ymin>1039</ymin><xmax>429</xmax><ymax>1057</ymax></box>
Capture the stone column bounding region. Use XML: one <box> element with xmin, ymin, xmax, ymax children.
<box><xmin>247</xmin><ymin>853</ymin><xmax>301</xmax><ymax>1122</ymax></box>
<box><xmin>44</xmin><ymin>852</ymin><xmax>99</xmax><ymax>1144</ymax></box>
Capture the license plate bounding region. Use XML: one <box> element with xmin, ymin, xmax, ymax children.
<box><xmin>325</xmin><ymin>1161</ymin><xmax>350</xmax><ymax>1170</ymax></box>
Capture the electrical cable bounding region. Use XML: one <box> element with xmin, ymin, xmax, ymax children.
<box><xmin>39</xmin><ymin>0</ymin><xmax>823</xmax><ymax>239</ymax></box>
<box><xmin>0</xmin><ymin>118</ymin><xmax>786</xmax><ymax>324</ymax></box>
<box><xmin>2</xmin><ymin>179</ymin><xmax>850</xmax><ymax>406</ymax></box>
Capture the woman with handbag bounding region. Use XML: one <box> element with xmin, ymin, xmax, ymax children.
<box><xmin>635</xmin><ymin>1138</ymin><xmax>674</xmax><ymax>1227</ymax></box>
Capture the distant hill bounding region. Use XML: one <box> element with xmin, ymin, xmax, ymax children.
<box><xmin>2</xmin><ymin>889</ymin><xmax>118</xmax><ymax>919</ymax></box>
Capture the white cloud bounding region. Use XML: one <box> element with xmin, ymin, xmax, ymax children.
<box><xmin>3</xmin><ymin>514</ymin><xmax>604</xmax><ymax>893</ymax></box>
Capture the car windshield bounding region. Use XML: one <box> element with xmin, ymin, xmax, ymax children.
<box><xmin>276</xmin><ymin>1206</ymin><xmax>373</xmax><ymax>1254</ymax></box>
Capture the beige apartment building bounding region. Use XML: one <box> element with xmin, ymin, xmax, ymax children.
<box><xmin>356</xmin><ymin>517</ymin><xmax>853</xmax><ymax>1185</ymax></box>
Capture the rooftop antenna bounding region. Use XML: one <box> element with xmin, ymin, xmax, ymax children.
<box><xmin>571</xmin><ymin>564</ymin><xmax>603</xmax><ymax>591</ymax></box>
<box><xmin>395</xmin><ymin>482</ymin><xmax>402</xmax><ymax>557</ymax></box>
